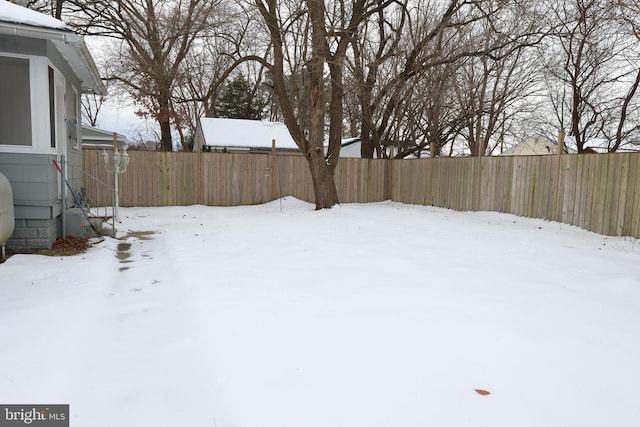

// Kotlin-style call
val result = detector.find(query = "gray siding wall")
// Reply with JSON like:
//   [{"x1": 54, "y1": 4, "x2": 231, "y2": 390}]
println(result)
[
  {"x1": 0, "y1": 34, "x2": 46, "y2": 57},
  {"x1": 0, "y1": 35, "x2": 89, "y2": 250},
  {"x1": 65, "y1": 87, "x2": 83, "y2": 198},
  {"x1": 0, "y1": 153, "x2": 61, "y2": 249},
  {"x1": 66, "y1": 147, "x2": 83, "y2": 201}
]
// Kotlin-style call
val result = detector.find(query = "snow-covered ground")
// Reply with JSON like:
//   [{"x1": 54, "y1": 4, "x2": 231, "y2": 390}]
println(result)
[{"x1": 1, "y1": 198, "x2": 639, "y2": 427}]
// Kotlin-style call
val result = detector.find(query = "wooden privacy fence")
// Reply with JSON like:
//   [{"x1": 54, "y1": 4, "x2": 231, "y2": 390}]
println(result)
[
  {"x1": 83, "y1": 149, "x2": 640, "y2": 239},
  {"x1": 83, "y1": 149, "x2": 389, "y2": 207}
]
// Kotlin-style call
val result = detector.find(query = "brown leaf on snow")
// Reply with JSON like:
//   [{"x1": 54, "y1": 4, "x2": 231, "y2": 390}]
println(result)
[{"x1": 475, "y1": 389, "x2": 491, "y2": 396}]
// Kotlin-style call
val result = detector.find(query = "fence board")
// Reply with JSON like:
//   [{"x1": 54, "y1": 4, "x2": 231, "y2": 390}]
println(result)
[
  {"x1": 526, "y1": 156, "x2": 536, "y2": 218},
  {"x1": 534, "y1": 156, "x2": 544, "y2": 218},
  {"x1": 573, "y1": 155, "x2": 586, "y2": 230},
  {"x1": 517, "y1": 156, "x2": 526, "y2": 217},
  {"x1": 440, "y1": 159, "x2": 448, "y2": 207},
  {"x1": 602, "y1": 155, "x2": 616, "y2": 235},
  {"x1": 450, "y1": 158, "x2": 458, "y2": 208},
  {"x1": 541, "y1": 155, "x2": 553, "y2": 220},
  {"x1": 560, "y1": 155, "x2": 574, "y2": 225},
  {"x1": 581, "y1": 155, "x2": 595, "y2": 231},
  {"x1": 591, "y1": 154, "x2": 605, "y2": 234},
  {"x1": 490, "y1": 158, "x2": 500, "y2": 212},
  {"x1": 510, "y1": 157, "x2": 520, "y2": 216},
  {"x1": 631, "y1": 154, "x2": 640, "y2": 237},
  {"x1": 610, "y1": 154, "x2": 625, "y2": 236},
  {"x1": 518, "y1": 156, "x2": 529, "y2": 217},
  {"x1": 503, "y1": 156, "x2": 514, "y2": 212},
  {"x1": 526, "y1": 157, "x2": 536, "y2": 218}
]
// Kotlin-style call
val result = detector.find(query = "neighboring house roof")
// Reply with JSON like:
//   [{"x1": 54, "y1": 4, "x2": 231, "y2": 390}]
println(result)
[
  {"x1": 503, "y1": 134, "x2": 640, "y2": 156},
  {"x1": 0, "y1": 0, "x2": 106, "y2": 95},
  {"x1": 563, "y1": 136, "x2": 640, "y2": 153},
  {"x1": 501, "y1": 136, "x2": 562, "y2": 156},
  {"x1": 198, "y1": 118, "x2": 299, "y2": 152},
  {"x1": 198, "y1": 118, "x2": 365, "y2": 157},
  {"x1": 340, "y1": 137, "x2": 361, "y2": 158},
  {"x1": 81, "y1": 125, "x2": 128, "y2": 149}
]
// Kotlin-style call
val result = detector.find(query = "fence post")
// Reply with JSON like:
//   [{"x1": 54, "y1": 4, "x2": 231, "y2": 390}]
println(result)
[
  {"x1": 196, "y1": 134, "x2": 203, "y2": 205},
  {"x1": 271, "y1": 139, "x2": 277, "y2": 201},
  {"x1": 552, "y1": 129, "x2": 566, "y2": 221},
  {"x1": 474, "y1": 156, "x2": 482, "y2": 210},
  {"x1": 384, "y1": 146, "x2": 395, "y2": 200}
]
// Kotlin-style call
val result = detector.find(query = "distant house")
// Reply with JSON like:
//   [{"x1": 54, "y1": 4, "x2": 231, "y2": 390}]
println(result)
[
  {"x1": 339, "y1": 137, "x2": 362, "y2": 158},
  {"x1": 0, "y1": 1, "x2": 105, "y2": 250},
  {"x1": 82, "y1": 125, "x2": 128, "y2": 149},
  {"x1": 503, "y1": 134, "x2": 640, "y2": 156},
  {"x1": 563, "y1": 136, "x2": 639, "y2": 154},
  {"x1": 195, "y1": 118, "x2": 300, "y2": 154},
  {"x1": 195, "y1": 117, "x2": 366, "y2": 158},
  {"x1": 500, "y1": 136, "x2": 565, "y2": 156}
]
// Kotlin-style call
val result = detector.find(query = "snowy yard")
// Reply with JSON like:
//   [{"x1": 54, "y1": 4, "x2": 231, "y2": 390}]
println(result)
[{"x1": 1, "y1": 198, "x2": 640, "y2": 427}]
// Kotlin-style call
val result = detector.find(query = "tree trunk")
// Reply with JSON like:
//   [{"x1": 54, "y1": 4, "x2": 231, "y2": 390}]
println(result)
[
  {"x1": 306, "y1": 0, "x2": 340, "y2": 209},
  {"x1": 158, "y1": 96, "x2": 173, "y2": 151},
  {"x1": 159, "y1": 119, "x2": 172, "y2": 151},
  {"x1": 360, "y1": 129, "x2": 375, "y2": 158},
  {"x1": 306, "y1": 152, "x2": 339, "y2": 209},
  {"x1": 54, "y1": 0, "x2": 63, "y2": 19},
  {"x1": 254, "y1": 0, "x2": 347, "y2": 209}
]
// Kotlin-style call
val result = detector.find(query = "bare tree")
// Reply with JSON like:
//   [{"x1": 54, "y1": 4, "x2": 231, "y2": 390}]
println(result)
[
  {"x1": 171, "y1": 16, "x2": 251, "y2": 143},
  {"x1": 455, "y1": 4, "x2": 544, "y2": 157},
  {"x1": 347, "y1": 0, "x2": 545, "y2": 159},
  {"x1": 542, "y1": 0, "x2": 636, "y2": 152},
  {"x1": 77, "y1": 0, "x2": 221, "y2": 151},
  {"x1": 81, "y1": 93, "x2": 106, "y2": 127},
  {"x1": 176, "y1": 4, "x2": 267, "y2": 117},
  {"x1": 406, "y1": 63, "x2": 467, "y2": 157},
  {"x1": 348, "y1": 0, "x2": 406, "y2": 158},
  {"x1": 602, "y1": 0, "x2": 640, "y2": 151},
  {"x1": 251, "y1": 0, "x2": 372, "y2": 208}
]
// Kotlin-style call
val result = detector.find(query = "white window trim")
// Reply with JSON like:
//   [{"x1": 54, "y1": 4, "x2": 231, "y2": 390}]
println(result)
[
  {"x1": 71, "y1": 86, "x2": 80, "y2": 150},
  {"x1": 0, "y1": 54, "x2": 68, "y2": 156},
  {"x1": 48, "y1": 61, "x2": 66, "y2": 156},
  {"x1": 0, "y1": 52, "x2": 36, "y2": 153}
]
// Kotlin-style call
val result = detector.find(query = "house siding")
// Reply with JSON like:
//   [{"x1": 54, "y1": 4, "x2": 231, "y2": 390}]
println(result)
[
  {"x1": 0, "y1": 152, "x2": 61, "y2": 249},
  {"x1": 66, "y1": 146, "x2": 83, "y2": 197},
  {"x1": 0, "y1": 33, "x2": 86, "y2": 250},
  {"x1": 0, "y1": 34, "x2": 46, "y2": 57}
]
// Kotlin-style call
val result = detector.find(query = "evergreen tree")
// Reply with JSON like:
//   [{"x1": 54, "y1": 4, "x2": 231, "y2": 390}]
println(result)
[{"x1": 217, "y1": 75, "x2": 264, "y2": 120}]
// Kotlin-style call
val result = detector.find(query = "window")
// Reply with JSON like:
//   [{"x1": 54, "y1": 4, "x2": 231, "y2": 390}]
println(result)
[{"x1": 0, "y1": 56, "x2": 32, "y2": 146}]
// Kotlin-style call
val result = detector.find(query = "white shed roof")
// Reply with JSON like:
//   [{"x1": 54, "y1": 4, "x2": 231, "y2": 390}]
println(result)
[{"x1": 199, "y1": 118, "x2": 299, "y2": 150}]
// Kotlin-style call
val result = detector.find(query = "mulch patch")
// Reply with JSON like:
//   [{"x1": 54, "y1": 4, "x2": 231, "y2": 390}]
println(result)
[
  {"x1": 46, "y1": 236, "x2": 91, "y2": 256},
  {"x1": 2, "y1": 236, "x2": 93, "y2": 261}
]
